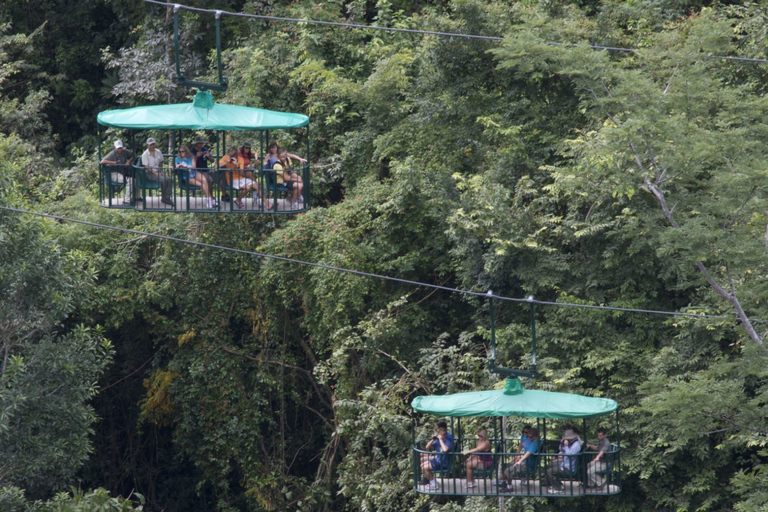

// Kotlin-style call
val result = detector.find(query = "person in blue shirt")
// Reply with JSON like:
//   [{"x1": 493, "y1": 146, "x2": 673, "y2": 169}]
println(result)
[
  {"x1": 420, "y1": 425, "x2": 454, "y2": 489},
  {"x1": 436, "y1": 420, "x2": 454, "y2": 443},
  {"x1": 519, "y1": 425, "x2": 532, "y2": 452},
  {"x1": 190, "y1": 135, "x2": 215, "y2": 170},
  {"x1": 175, "y1": 145, "x2": 216, "y2": 209},
  {"x1": 502, "y1": 427, "x2": 539, "y2": 480}
]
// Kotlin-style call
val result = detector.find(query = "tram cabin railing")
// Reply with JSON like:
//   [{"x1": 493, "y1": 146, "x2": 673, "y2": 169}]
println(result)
[
  {"x1": 99, "y1": 157, "x2": 310, "y2": 214},
  {"x1": 412, "y1": 436, "x2": 620, "y2": 498}
]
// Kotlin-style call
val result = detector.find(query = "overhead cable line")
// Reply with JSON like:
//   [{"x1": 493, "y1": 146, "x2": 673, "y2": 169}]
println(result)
[
  {"x1": 140, "y1": 0, "x2": 768, "y2": 63},
  {"x1": 1, "y1": 205, "x2": 728, "y2": 321}
]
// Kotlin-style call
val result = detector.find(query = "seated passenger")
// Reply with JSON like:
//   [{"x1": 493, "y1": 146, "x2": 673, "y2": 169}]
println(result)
[
  {"x1": 238, "y1": 142, "x2": 258, "y2": 170},
  {"x1": 461, "y1": 428, "x2": 492, "y2": 488},
  {"x1": 190, "y1": 135, "x2": 216, "y2": 190},
  {"x1": 100, "y1": 140, "x2": 134, "y2": 204},
  {"x1": 273, "y1": 149, "x2": 304, "y2": 209},
  {"x1": 175, "y1": 145, "x2": 216, "y2": 209},
  {"x1": 585, "y1": 427, "x2": 612, "y2": 491},
  {"x1": 141, "y1": 137, "x2": 172, "y2": 206},
  {"x1": 219, "y1": 146, "x2": 271, "y2": 209},
  {"x1": 190, "y1": 135, "x2": 215, "y2": 171},
  {"x1": 501, "y1": 427, "x2": 539, "y2": 482},
  {"x1": 541, "y1": 428, "x2": 581, "y2": 494},
  {"x1": 263, "y1": 140, "x2": 307, "y2": 168},
  {"x1": 517, "y1": 425, "x2": 532, "y2": 453},
  {"x1": 419, "y1": 425, "x2": 454, "y2": 490}
]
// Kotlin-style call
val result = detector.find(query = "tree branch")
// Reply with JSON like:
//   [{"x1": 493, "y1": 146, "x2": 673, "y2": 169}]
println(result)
[{"x1": 634, "y1": 147, "x2": 766, "y2": 350}]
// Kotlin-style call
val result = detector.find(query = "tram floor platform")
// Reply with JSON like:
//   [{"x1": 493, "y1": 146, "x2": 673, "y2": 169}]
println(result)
[
  {"x1": 418, "y1": 477, "x2": 617, "y2": 497},
  {"x1": 101, "y1": 195, "x2": 304, "y2": 212}
]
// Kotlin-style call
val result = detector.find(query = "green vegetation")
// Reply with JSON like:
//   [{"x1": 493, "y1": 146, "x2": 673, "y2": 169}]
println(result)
[{"x1": 2, "y1": 0, "x2": 768, "y2": 510}]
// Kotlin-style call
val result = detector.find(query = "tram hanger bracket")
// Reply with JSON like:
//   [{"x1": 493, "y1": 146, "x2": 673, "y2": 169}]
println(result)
[
  {"x1": 174, "y1": 5, "x2": 229, "y2": 92},
  {"x1": 488, "y1": 361, "x2": 536, "y2": 379},
  {"x1": 487, "y1": 291, "x2": 538, "y2": 379}
]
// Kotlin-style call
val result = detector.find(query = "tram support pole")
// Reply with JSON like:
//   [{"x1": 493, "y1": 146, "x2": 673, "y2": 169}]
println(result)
[
  {"x1": 528, "y1": 295, "x2": 537, "y2": 373},
  {"x1": 499, "y1": 415, "x2": 506, "y2": 512}
]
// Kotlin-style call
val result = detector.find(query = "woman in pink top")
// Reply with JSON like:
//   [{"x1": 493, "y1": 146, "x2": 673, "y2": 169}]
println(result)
[{"x1": 462, "y1": 428, "x2": 492, "y2": 488}]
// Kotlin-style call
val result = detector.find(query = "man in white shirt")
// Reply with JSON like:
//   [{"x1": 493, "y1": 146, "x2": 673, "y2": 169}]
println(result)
[{"x1": 140, "y1": 138, "x2": 173, "y2": 206}]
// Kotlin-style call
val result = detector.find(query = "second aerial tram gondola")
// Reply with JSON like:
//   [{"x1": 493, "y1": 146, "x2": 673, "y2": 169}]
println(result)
[{"x1": 410, "y1": 296, "x2": 621, "y2": 498}]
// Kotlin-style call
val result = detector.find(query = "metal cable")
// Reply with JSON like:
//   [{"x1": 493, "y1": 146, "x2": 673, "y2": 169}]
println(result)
[
  {"x1": 141, "y1": 0, "x2": 768, "y2": 63},
  {"x1": 0, "y1": 205, "x2": 728, "y2": 321}
]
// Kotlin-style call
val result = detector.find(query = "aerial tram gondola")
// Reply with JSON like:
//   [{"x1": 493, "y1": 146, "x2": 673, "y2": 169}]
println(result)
[
  {"x1": 410, "y1": 296, "x2": 621, "y2": 498},
  {"x1": 97, "y1": 7, "x2": 311, "y2": 214}
]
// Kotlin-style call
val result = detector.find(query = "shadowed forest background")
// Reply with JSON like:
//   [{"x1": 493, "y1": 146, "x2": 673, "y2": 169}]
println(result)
[{"x1": 2, "y1": 0, "x2": 768, "y2": 510}]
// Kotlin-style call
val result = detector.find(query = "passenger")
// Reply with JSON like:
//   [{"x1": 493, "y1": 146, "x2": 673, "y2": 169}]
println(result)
[
  {"x1": 461, "y1": 428, "x2": 492, "y2": 488},
  {"x1": 273, "y1": 148, "x2": 304, "y2": 208},
  {"x1": 541, "y1": 428, "x2": 581, "y2": 494},
  {"x1": 190, "y1": 135, "x2": 215, "y2": 191},
  {"x1": 263, "y1": 141, "x2": 306, "y2": 168},
  {"x1": 175, "y1": 145, "x2": 216, "y2": 209},
  {"x1": 219, "y1": 146, "x2": 271, "y2": 209},
  {"x1": 100, "y1": 140, "x2": 135, "y2": 204},
  {"x1": 190, "y1": 135, "x2": 215, "y2": 170},
  {"x1": 501, "y1": 427, "x2": 539, "y2": 482},
  {"x1": 140, "y1": 137, "x2": 172, "y2": 206},
  {"x1": 419, "y1": 425, "x2": 454, "y2": 490},
  {"x1": 504, "y1": 424, "x2": 532, "y2": 470},
  {"x1": 585, "y1": 427, "x2": 611, "y2": 491},
  {"x1": 238, "y1": 142, "x2": 258, "y2": 170},
  {"x1": 434, "y1": 420, "x2": 455, "y2": 447},
  {"x1": 518, "y1": 425, "x2": 532, "y2": 452}
]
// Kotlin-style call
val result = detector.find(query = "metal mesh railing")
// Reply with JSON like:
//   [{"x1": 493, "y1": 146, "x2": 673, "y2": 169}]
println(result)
[{"x1": 412, "y1": 437, "x2": 620, "y2": 497}]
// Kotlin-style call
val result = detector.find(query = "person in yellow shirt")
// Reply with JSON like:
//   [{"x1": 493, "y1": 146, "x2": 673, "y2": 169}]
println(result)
[{"x1": 273, "y1": 148, "x2": 304, "y2": 209}]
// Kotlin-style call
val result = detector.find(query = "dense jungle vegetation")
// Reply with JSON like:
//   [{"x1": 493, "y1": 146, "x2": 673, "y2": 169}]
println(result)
[{"x1": 2, "y1": 0, "x2": 768, "y2": 510}]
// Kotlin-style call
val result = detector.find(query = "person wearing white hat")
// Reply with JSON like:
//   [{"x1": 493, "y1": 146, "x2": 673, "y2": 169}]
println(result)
[
  {"x1": 141, "y1": 138, "x2": 173, "y2": 206},
  {"x1": 541, "y1": 428, "x2": 582, "y2": 494},
  {"x1": 100, "y1": 140, "x2": 135, "y2": 204}
]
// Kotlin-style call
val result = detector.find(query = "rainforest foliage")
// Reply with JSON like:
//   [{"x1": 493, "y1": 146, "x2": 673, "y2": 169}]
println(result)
[{"x1": 2, "y1": 0, "x2": 768, "y2": 510}]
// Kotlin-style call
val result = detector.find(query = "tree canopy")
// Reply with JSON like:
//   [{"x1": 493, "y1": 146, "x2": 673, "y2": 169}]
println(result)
[{"x1": 2, "y1": 0, "x2": 768, "y2": 510}]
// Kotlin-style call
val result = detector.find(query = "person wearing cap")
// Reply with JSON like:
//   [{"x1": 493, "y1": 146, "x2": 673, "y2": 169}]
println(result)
[
  {"x1": 141, "y1": 137, "x2": 173, "y2": 206},
  {"x1": 190, "y1": 135, "x2": 215, "y2": 170},
  {"x1": 100, "y1": 140, "x2": 135, "y2": 204},
  {"x1": 541, "y1": 428, "x2": 582, "y2": 494}
]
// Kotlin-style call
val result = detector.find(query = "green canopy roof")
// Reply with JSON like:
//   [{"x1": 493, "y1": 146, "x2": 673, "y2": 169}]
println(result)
[
  {"x1": 97, "y1": 90, "x2": 309, "y2": 131},
  {"x1": 411, "y1": 379, "x2": 618, "y2": 419}
]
